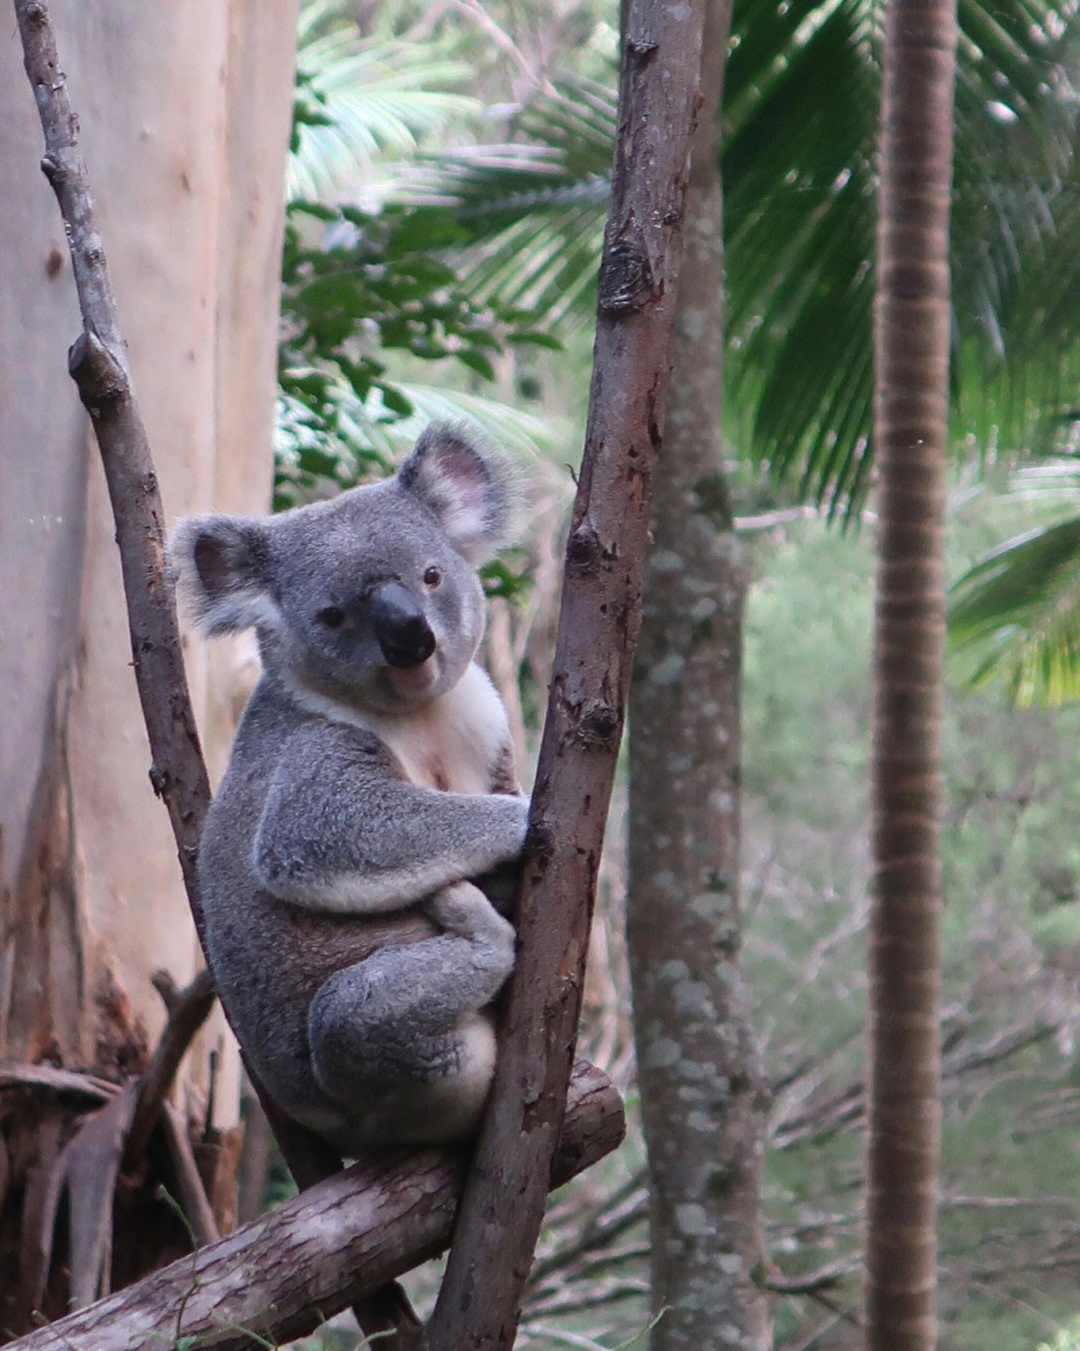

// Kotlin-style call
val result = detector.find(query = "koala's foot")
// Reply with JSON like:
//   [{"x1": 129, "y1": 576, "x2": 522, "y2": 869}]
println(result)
[{"x1": 307, "y1": 883, "x2": 514, "y2": 1131}]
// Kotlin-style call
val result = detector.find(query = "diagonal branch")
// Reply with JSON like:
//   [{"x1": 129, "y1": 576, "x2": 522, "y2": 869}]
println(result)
[
  {"x1": 6, "y1": 1063, "x2": 623, "y2": 1351},
  {"x1": 426, "y1": 2, "x2": 707, "y2": 1345}
]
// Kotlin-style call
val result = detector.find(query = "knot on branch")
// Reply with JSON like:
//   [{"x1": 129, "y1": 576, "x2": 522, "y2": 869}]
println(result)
[
  {"x1": 69, "y1": 329, "x2": 128, "y2": 412},
  {"x1": 598, "y1": 238, "x2": 656, "y2": 314},
  {"x1": 575, "y1": 700, "x2": 620, "y2": 750},
  {"x1": 566, "y1": 523, "x2": 605, "y2": 576}
]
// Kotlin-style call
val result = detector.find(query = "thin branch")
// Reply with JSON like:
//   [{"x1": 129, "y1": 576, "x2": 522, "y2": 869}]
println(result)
[
  {"x1": 123, "y1": 969, "x2": 217, "y2": 1171},
  {"x1": 760, "y1": 1261, "x2": 859, "y2": 1296}
]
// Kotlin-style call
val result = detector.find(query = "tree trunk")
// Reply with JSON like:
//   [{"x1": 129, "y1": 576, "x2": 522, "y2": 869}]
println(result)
[
  {"x1": 627, "y1": 1, "x2": 768, "y2": 1345},
  {"x1": 425, "y1": 3, "x2": 707, "y2": 1346},
  {"x1": 866, "y1": 0, "x2": 956, "y2": 1343},
  {"x1": 0, "y1": 0, "x2": 296, "y2": 1323}
]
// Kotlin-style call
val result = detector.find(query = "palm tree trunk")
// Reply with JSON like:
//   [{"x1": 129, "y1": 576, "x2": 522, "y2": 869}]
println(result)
[{"x1": 867, "y1": 0, "x2": 957, "y2": 1344}]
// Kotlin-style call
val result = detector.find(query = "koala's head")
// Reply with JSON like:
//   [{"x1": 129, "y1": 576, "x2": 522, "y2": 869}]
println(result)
[{"x1": 171, "y1": 425, "x2": 517, "y2": 713}]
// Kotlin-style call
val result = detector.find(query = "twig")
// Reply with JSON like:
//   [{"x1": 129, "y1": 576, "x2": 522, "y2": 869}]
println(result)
[
  {"x1": 122, "y1": 969, "x2": 217, "y2": 1171},
  {"x1": 158, "y1": 1104, "x2": 220, "y2": 1248},
  {"x1": 759, "y1": 1261, "x2": 858, "y2": 1296}
]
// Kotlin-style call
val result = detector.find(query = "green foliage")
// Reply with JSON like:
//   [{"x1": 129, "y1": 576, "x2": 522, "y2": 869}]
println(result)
[
  {"x1": 278, "y1": 5, "x2": 565, "y2": 506},
  {"x1": 1041, "y1": 1318, "x2": 1080, "y2": 1351},
  {"x1": 387, "y1": 0, "x2": 1080, "y2": 524},
  {"x1": 744, "y1": 515, "x2": 1080, "y2": 1346},
  {"x1": 949, "y1": 461, "x2": 1080, "y2": 704},
  {"x1": 278, "y1": 198, "x2": 549, "y2": 501},
  {"x1": 724, "y1": 0, "x2": 1080, "y2": 518},
  {"x1": 289, "y1": 3, "x2": 477, "y2": 202},
  {"x1": 397, "y1": 77, "x2": 614, "y2": 324}
]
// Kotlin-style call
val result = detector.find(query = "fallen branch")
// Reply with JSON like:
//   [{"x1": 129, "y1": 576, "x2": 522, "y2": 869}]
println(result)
[
  {"x1": 7, "y1": 1063, "x2": 624, "y2": 1351},
  {"x1": 123, "y1": 968, "x2": 217, "y2": 1171}
]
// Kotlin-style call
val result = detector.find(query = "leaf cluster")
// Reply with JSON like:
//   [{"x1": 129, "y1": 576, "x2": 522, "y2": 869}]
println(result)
[
  {"x1": 278, "y1": 197, "x2": 557, "y2": 504},
  {"x1": 724, "y1": 0, "x2": 1080, "y2": 520},
  {"x1": 278, "y1": 8, "x2": 567, "y2": 508}
]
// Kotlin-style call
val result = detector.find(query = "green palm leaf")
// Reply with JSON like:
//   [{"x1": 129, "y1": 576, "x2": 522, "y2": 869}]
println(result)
[
  {"x1": 383, "y1": 0, "x2": 1079, "y2": 521},
  {"x1": 950, "y1": 506, "x2": 1080, "y2": 705},
  {"x1": 290, "y1": 3, "x2": 478, "y2": 203},
  {"x1": 723, "y1": 0, "x2": 1080, "y2": 515},
  {"x1": 390, "y1": 77, "x2": 615, "y2": 322}
]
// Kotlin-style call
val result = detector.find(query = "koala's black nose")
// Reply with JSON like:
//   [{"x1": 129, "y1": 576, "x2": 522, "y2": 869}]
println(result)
[{"x1": 368, "y1": 580, "x2": 436, "y2": 668}]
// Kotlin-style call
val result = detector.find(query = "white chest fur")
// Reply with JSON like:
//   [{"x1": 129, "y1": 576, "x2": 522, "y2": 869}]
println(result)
[
  {"x1": 363, "y1": 665, "x2": 509, "y2": 793},
  {"x1": 290, "y1": 663, "x2": 510, "y2": 794}
]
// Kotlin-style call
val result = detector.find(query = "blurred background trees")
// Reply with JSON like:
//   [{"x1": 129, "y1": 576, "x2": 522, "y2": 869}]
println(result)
[{"x1": 5, "y1": 0, "x2": 1080, "y2": 1345}]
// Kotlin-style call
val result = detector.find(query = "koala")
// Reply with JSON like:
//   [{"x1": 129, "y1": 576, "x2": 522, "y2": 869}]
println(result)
[{"x1": 170, "y1": 425, "x2": 528, "y2": 1155}]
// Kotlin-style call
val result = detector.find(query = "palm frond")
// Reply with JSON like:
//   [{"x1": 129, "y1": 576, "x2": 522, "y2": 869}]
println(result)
[
  {"x1": 950, "y1": 463, "x2": 1080, "y2": 704},
  {"x1": 289, "y1": 8, "x2": 478, "y2": 202},
  {"x1": 389, "y1": 383, "x2": 565, "y2": 460},
  {"x1": 723, "y1": 0, "x2": 1080, "y2": 514},
  {"x1": 284, "y1": 0, "x2": 1080, "y2": 528},
  {"x1": 386, "y1": 76, "x2": 615, "y2": 322}
]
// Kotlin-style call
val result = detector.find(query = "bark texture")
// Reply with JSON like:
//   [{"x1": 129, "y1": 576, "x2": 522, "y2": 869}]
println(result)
[
  {"x1": 867, "y1": 0, "x2": 957, "y2": 1343},
  {"x1": 426, "y1": 4, "x2": 706, "y2": 1346},
  {"x1": 4, "y1": 1063, "x2": 623, "y2": 1351},
  {"x1": 627, "y1": 1, "x2": 769, "y2": 1345},
  {"x1": 0, "y1": 0, "x2": 295, "y2": 1118},
  {"x1": 0, "y1": 0, "x2": 338, "y2": 1333}
]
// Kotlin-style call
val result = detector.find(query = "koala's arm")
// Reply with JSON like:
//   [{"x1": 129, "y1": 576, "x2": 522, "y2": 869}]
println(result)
[{"x1": 252, "y1": 727, "x2": 528, "y2": 915}]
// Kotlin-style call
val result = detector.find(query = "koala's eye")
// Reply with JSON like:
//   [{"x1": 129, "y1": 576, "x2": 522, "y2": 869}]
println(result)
[
  {"x1": 317, "y1": 605, "x2": 346, "y2": 629},
  {"x1": 423, "y1": 565, "x2": 442, "y2": 588}
]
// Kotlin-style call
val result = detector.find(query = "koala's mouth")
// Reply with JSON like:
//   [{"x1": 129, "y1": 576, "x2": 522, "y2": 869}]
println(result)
[{"x1": 385, "y1": 655, "x2": 439, "y2": 698}]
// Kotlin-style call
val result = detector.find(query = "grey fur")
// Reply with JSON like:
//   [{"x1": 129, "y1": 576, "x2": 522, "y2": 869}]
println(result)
[{"x1": 171, "y1": 426, "x2": 527, "y2": 1154}]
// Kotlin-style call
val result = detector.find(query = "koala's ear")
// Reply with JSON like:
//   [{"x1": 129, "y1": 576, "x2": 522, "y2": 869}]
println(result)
[
  {"x1": 397, "y1": 424, "x2": 517, "y2": 563},
  {"x1": 169, "y1": 515, "x2": 277, "y2": 636}
]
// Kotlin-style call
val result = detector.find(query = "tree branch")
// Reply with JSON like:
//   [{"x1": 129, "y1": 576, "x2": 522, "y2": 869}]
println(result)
[
  {"x1": 12, "y1": 2, "x2": 421, "y2": 1341},
  {"x1": 6, "y1": 1063, "x2": 623, "y2": 1351},
  {"x1": 122, "y1": 969, "x2": 217, "y2": 1171},
  {"x1": 426, "y1": 2, "x2": 706, "y2": 1346}
]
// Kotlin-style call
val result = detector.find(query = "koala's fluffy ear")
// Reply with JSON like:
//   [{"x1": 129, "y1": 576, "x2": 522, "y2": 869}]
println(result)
[
  {"x1": 397, "y1": 424, "x2": 517, "y2": 563},
  {"x1": 169, "y1": 515, "x2": 276, "y2": 636}
]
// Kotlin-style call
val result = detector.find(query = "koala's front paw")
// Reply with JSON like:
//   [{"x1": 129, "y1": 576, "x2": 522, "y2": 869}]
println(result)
[
  {"x1": 473, "y1": 857, "x2": 522, "y2": 918},
  {"x1": 426, "y1": 882, "x2": 515, "y2": 967},
  {"x1": 494, "y1": 793, "x2": 530, "y2": 857}
]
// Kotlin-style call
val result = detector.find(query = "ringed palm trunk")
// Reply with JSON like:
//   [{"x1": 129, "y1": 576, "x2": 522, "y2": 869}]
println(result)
[
  {"x1": 867, "y1": 0, "x2": 957, "y2": 1344},
  {"x1": 627, "y1": 0, "x2": 769, "y2": 1344}
]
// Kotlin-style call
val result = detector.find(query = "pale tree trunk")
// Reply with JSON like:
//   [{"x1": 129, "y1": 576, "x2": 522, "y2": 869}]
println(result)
[
  {"x1": 866, "y1": 0, "x2": 956, "y2": 1344},
  {"x1": 0, "y1": 0, "x2": 296, "y2": 1322},
  {"x1": 627, "y1": 1, "x2": 769, "y2": 1346}
]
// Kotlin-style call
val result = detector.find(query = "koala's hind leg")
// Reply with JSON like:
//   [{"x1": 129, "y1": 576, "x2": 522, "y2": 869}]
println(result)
[{"x1": 307, "y1": 882, "x2": 515, "y2": 1140}]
